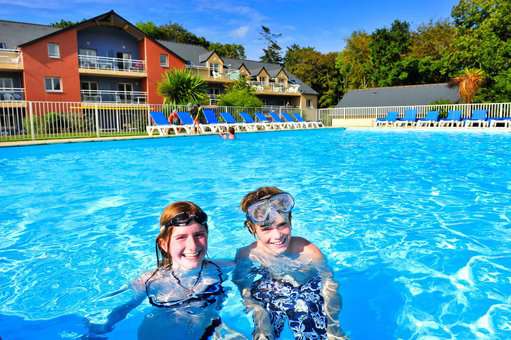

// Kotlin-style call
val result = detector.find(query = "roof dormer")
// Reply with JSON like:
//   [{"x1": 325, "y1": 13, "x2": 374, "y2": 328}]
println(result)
[
  {"x1": 238, "y1": 63, "x2": 251, "y2": 77},
  {"x1": 255, "y1": 66, "x2": 270, "y2": 84}
]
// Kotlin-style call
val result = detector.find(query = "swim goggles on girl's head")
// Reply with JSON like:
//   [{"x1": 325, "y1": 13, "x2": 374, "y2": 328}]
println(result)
[
  {"x1": 165, "y1": 211, "x2": 208, "y2": 228},
  {"x1": 246, "y1": 192, "x2": 295, "y2": 225}
]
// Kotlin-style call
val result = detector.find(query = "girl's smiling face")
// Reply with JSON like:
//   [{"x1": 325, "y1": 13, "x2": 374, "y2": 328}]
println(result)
[{"x1": 164, "y1": 222, "x2": 208, "y2": 269}]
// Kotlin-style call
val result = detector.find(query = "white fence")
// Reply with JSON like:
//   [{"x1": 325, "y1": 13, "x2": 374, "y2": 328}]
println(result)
[
  {"x1": 0, "y1": 101, "x2": 302, "y2": 141},
  {"x1": 317, "y1": 102, "x2": 511, "y2": 126}
]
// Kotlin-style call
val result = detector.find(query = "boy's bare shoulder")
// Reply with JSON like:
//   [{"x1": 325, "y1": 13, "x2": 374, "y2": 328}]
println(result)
[
  {"x1": 292, "y1": 236, "x2": 323, "y2": 261},
  {"x1": 235, "y1": 242, "x2": 257, "y2": 261}
]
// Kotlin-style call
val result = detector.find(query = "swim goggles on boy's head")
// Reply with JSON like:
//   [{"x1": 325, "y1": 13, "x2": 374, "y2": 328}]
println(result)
[
  {"x1": 246, "y1": 192, "x2": 295, "y2": 225},
  {"x1": 164, "y1": 211, "x2": 208, "y2": 228}
]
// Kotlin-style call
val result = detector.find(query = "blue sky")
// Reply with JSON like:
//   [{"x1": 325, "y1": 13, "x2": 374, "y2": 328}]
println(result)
[{"x1": 0, "y1": 0, "x2": 460, "y2": 60}]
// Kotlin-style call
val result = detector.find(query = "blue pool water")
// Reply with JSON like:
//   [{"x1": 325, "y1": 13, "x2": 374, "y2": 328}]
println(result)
[{"x1": 1, "y1": 129, "x2": 511, "y2": 339}]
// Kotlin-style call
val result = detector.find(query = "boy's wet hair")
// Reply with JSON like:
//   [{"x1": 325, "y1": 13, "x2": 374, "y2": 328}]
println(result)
[{"x1": 240, "y1": 186, "x2": 291, "y2": 235}]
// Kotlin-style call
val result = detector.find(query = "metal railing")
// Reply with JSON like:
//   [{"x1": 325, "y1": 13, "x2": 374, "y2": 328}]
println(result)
[
  {"x1": 318, "y1": 102, "x2": 511, "y2": 126},
  {"x1": 78, "y1": 55, "x2": 145, "y2": 73},
  {"x1": 0, "y1": 101, "x2": 303, "y2": 142},
  {"x1": 80, "y1": 90, "x2": 147, "y2": 104},
  {"x1": 250, "y1": 81, "x2": 300, "y2": 94},
  {"x1": 0, "y1": 88, "x2": 24, "y2": 101},
  {"x1": 186, "y1": 65, "x2": 240, "y2": 81},
  {"x1": 0, "y1": 49, "x2": 22, "y2": 66}
]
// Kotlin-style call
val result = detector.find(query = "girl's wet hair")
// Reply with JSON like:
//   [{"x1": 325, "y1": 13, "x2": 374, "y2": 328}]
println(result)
[
  {"x1": 156, "y1": 201, "x2": 208, "y2": 267},
  {"x1": 240, "y1": 186, "x2": 291, "y2": 235}
]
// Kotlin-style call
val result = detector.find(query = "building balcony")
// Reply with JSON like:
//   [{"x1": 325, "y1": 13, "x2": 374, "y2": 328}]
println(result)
[
  {"x1": 78, "y1": 55, "x2": 147, "y2": 78},
  {"x1": 0, "y1": 88, "x2": 24, "y2": 101},
  {"x1": 250, "y1": 82, "x2": 301, "y2": 96},
  {"x1": 80, "y1": 90, "x2": 147, "y2": 104},
  {"x1": 186, "y1": 65, "x2": 240, "y2": 83},
  {"x1": 0, "y1": 49, "x2": 23, "y2": 70}
]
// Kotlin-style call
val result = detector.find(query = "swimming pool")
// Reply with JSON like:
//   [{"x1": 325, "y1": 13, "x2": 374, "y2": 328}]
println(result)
[{"x1": 1, "y1": 129, "x2": 510, "y2": 339}]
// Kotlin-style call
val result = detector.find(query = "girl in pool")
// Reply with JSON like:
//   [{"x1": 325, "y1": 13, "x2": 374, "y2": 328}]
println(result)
[
  {"x1": 88, "y1": 201, "x2": 233, "y2": 339},
  {"x1": 233, "y1": 187, "x2": 345, "y2": 340}
]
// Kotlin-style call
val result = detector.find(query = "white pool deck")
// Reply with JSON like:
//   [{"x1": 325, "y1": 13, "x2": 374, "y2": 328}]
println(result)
[{"x1": 1, "y1": 126, "x2": 510, "y2": 148}]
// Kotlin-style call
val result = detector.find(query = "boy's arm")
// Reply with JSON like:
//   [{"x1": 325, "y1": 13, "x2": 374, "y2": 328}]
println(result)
[
  {"x1": 233, "y1": 248, "x2": 275, "y2": 340},
  {"x1": 303, "y1": 241, "x2": 346, "y2": 339}
]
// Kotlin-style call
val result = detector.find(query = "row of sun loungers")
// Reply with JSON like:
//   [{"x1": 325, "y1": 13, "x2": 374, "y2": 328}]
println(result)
[
  {"x1": 147, "y1": 110, "x2": 323, "y2": 136},
  {"x1": 375, "y1": 109, "x2": 511, "y2": 128}
]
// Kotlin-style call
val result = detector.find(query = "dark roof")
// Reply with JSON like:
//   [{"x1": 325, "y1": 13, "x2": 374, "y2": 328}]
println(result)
[
  {"x1": 0, "y1": 20, "x2": 59, "y2": 49},
  {"x1": 0, "y1": 11, "x2": 186, "y2": 63},
  {"x1": 336, "y1": 83, "x2": 459, "y2": 107},
  {"x1": 157, "y1": 40, "x2": 209, "y2": 65},
  {"x1": 18, "y1": 10, "x2": 148, "y2": 47}
]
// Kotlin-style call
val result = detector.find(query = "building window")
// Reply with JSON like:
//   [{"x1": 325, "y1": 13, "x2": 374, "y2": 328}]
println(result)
[
  {"x1": 306, "y1": 99, "x2": 312, "y2": 108},
  {"x1": 209, "y1": 63, "x2": 220, "y2": 77},
  {"x1": 0, "y1": 78, "x2": 14, "y2": 88},
  {"x1": 45, "y1": 77, "x2": 62, "y2": 92},
  {"x1": 160, "y1": 54, "x2": 169, "y2": 67},
  {"x1": 80, "y1": 81, "x2": 99, "y2": 101},
  {"x1": 0, "y1": 42, "x2": 7, "y2": 49},
  {"x1": 48, "y1": 43, "x2": 60, "y2": 58}
]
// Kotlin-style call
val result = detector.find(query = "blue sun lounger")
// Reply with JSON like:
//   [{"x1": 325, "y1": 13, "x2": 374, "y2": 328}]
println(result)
[
  {"x1": 269, "y1": 112, "x2": 292, "y2": 129},
  {"x1": 146, "y1": 111, "x2": 174, "y2": 136},
  {"x1": 291, "y1": 112, "x2": 323, "y2": 128},
  {"x1": 375, "y1": 111, "x2": 398, "y2": 127},
  {"x1": 489, "y1": 116, "x2": 511, "y2": 128},
  {"x1": 175, "y1": 111, "x2": 197, "y2": 134},
  {"x1": 240, "y1": 112, "x2": 265, "y2": 130},
  {"x1": 438, "y1": 110, "x2": 462, "y2": 127},
  {"x1": 464, "y1": 109, "x2": 488, "y2": 127},
  {"x1": 255, "y1": 112, "x2": 279, "y2": 129},
  {"x1": 220, "y1": 112, "x2": 248, "y2": 131},
  {"x1": 281, "y1": 112, "x2": 301, "y2": 129},
  {"x1": 203, "y1": 109, "x2": 228, "y2": 133},
  {"x1": 416, "y1": 111, "x2": 440, "y2": 127},
  {"x1": 395, "y1": 109, "x2": 417, "y2": 127}
]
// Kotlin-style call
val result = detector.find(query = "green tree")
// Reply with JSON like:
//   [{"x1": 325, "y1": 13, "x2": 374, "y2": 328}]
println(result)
[
  {"x1": 284, "y1": 45, "x2": 342, "y2": 108},
  {"x1": 209, "y1": 43, "x2": 246, "y2": 59},
  {"x1": 51, "y1": 19, "x2": 80, "y2": 28},
  {"x1": 260, "y1": 26, "x2": 282, "y2": 64},
  {"x1": 136, "y1": 21, "x2": 210, "y2": 48},
  {"x1": 336, "y1": 31, "x2": 373, "y2": 90},
  {"x1": 217, "y1": 79, "x2": 263, "y2": 107},
  {"x1": 369, "y1": 20, "x2": 411, "y2": 86},
  {"x1": 449, "y1": 0, "x2": 511, "y2": 101},
  {"x1": 409, "y1": 20, "x2": 457, "y2": 60},
  {"x1": 157, "y1": 69, "x2": 208, "y2": 105}
]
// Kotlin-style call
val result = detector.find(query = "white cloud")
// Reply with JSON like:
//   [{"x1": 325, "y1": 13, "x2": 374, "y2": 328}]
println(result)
[{"x1": 230, "y1": 25, "x2": 249, "y2": 38}]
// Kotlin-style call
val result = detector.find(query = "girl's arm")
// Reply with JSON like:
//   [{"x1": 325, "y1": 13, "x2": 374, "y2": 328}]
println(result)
[
  {"x1": 88, "y1": 294, "x2": 145, "y2": 335},
  {"x1": 87, "y1": 273, "x2": 149, "y2": 335}
]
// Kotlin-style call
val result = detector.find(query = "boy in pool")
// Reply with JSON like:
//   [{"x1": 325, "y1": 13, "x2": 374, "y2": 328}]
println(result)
[
  {"x1": 233, "y1": 187, "x2": 345, "y2": 340},
  {"x1": 219, "y1": 127, "x2": 236, "y2": 140},
  {"x1": 88, "y1": 201, "x2": 234, "y2": 339}
]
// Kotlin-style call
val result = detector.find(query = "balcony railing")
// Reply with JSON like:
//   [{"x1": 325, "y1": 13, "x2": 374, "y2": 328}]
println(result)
[
  {"x1": 186, "y1": 65, "x2": 240, "y2": 81},
  {"x1": 0, "y1": 88, "x2": 24, "y2": 101},
  {"x1": 78, "y1": 55, "x2": 145, "y2": 73},
  {"x1": 250, "y1": 81, "x2": 300, "y2": 94},
  {"x1": 80, "y1": 90, "x2": 147, "y2": 104},
  {"x1": 0, "y1": 49, "x2": 22, "y2": 67}
]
